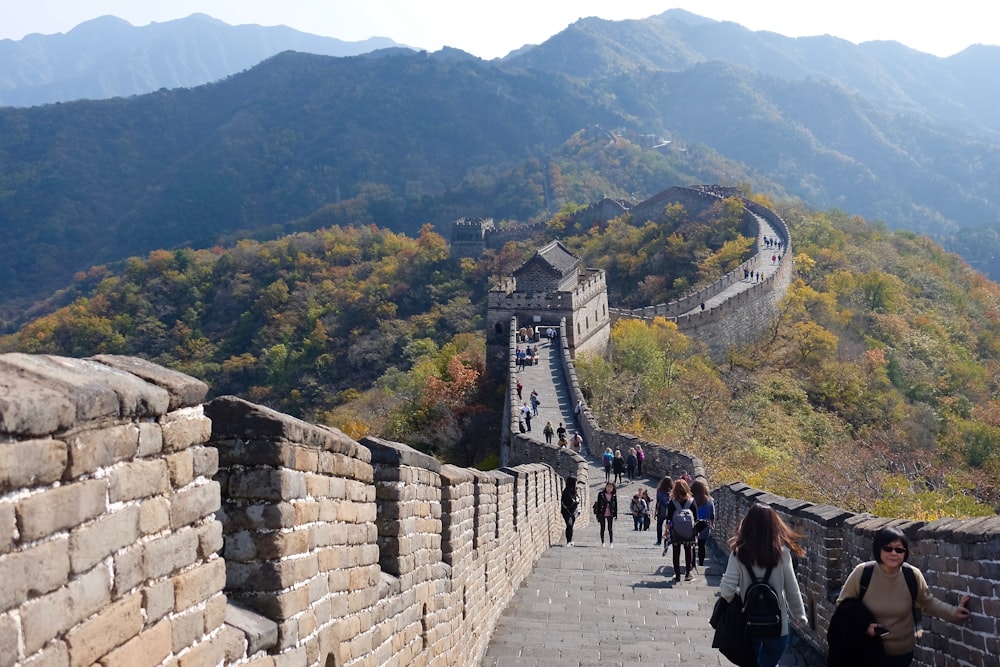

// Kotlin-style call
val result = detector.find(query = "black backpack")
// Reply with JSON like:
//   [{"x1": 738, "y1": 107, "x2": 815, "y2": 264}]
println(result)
[
  {"x1": 742, "y1": 565, "x2": 782, "y2": 639},
  {"x1": 859, "y1": 562, "x2": 922, "y2": 625}
]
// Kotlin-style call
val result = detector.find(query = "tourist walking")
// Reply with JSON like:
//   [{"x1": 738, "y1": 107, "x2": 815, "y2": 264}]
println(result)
[
  {"x1": 638, "y1": 488, "x2": 652, "y2": 531},
  {"x1": 691, "y1": 480, "x2": 715, "y2": 567},
  {"x1": 626, "y1": 447, "x2": 638, "y2": 482},
  {"x1": 654, "y1": 476, "x2": 673, "y2": 546},
  {"x1": 635, "y1": 445, "x2": 645, "y2": 476},
  {"x1": 560, "y1": 476, "x2": 581, "y2": 547},
  {"x1": 666, "y1": 479, "x2": 698, "y2": 581},
  {"x1": 719, "y1": 504, "x2": 808, "y2": 667},
  {"x1": 542, "y1": 421, "x2": 554, "y2": 445},
  {"x1": 630, "y1": 491, "x2": 646, "y2": 531},
  {"x1": 612, "y1": 449, "x2": 626, "y2": 485},
  {"x1": 829, "y1": 525, "x2": 971, "y2": 667},
  {"x1": 593, "y1": 481, "x2": 617, "y2": 547},
  {"x1": 602, "y1": 447, "x2": 614, "y2": 482}
]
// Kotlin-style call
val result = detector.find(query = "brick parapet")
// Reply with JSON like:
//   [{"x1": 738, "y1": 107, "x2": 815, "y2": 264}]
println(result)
[{"x1": 0, "y1": 353, "x2": 222, "y2": 667}]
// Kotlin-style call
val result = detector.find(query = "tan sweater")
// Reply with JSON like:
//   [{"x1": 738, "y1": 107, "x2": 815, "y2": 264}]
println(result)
[{"x1": 837, "y1": 562, "x2": 963, "y2": 656}]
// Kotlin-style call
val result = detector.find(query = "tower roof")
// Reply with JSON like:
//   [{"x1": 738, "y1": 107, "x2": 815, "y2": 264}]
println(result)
[{"x1": 513, "y1": 241, "x2": 580, "y2": 279}]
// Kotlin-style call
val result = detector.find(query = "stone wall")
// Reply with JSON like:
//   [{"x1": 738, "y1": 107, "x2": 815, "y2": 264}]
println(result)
[
  {"x1": 1, "y1": 355, "x2": 575, "y2": 667},
  {"x1": 0, "y1": 353, "x2": 225, "y2": 667}
]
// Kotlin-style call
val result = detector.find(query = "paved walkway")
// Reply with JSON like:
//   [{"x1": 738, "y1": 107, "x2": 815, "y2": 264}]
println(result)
[{"x1": 492, "y1": 335, "x2": 824, "y2": 666}]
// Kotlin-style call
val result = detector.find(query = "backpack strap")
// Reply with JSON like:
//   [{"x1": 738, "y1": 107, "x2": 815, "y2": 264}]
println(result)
[
  {"x1": 859, "y1": 562, "x2": 917, "y2": 604},
  {"x1": 859, "y1": 562, "x2": 875, "y2": 599}
]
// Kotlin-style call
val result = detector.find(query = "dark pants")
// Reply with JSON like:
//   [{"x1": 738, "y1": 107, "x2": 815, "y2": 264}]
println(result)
[
  {"x1": 752, "y1": 635, "x2": 790, "y2": 667},
  {"x1": 562, "y1": 511, "x2": 575, "y2": 543},
  {"x1": 697, "y1": 538, "x2": 707, "y2": 565},
  {"x1": 672, "y1": 540, "x2": 694, "y2": 578},
  {"x1": 599, "y1": 515, "x2": 614, "y2": 544},
  {"x1": 656, "y1": 516, "x2": 668, "y2": 543}
]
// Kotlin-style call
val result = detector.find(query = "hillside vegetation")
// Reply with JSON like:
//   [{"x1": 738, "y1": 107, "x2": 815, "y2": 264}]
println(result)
[{"x1": 3, "y1": 188, "x2": 998, "y2": 518}]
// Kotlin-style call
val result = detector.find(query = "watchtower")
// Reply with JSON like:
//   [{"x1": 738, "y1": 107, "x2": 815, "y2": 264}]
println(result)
[{"x1": 487, "y1": 241, "x2": 610, "y2": 376}]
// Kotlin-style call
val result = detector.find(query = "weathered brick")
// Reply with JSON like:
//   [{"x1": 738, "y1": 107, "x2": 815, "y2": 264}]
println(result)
[
  {"x1": 204, "y1": 592, "x2": 228, "y2": 633},
  {"x1": 65, "y1": 592, "x2": 142, "y2": 667},
  {"x1": 109, "y1": 459, "x2": 170, "y2": 503},
  {"x1": 16, "y1": 479, "x2": 107, "y2": 542},
  {"x1": 198, "y1": 518, "x2": 224, "y2": 559},
  {"x1": 173, "y1": 558, "x2": 226, "y2": 610},
  {"x1": 21, "y1": 640, "x2": 69, "y2": 667},
  {"x1": 139, "y1": 496, "x2": 170, "y2": 535},
  {"x1": 0, "y1": 439, "x2": 67, "y2": 491},
  {"x1": 191, "y1": 445, "x2": 219, "y2": 478},
  {"x1": 100, "y1": 617, "x2": 172, "y2": 667},
  {"x1": 160, "y1": 408, "x2": 211, "y2": 453},
  {"x1": 65, "y1": 424, "x2": 139, "y2": 479},
  {"x1": 170, "y1": 607, "x2": 204, "y2": 653},
  {"x1": 169, "y1": 482, "x2": 220, "y2": 530},
  {"x1": 228, "y1": 468, "x2": 307, "y2": 501},
  {"x1": 70, "y1": 505, "x2": 140, "y2": 574},
  {"x1": 177, "y1": 635, "x2": 226, "y2": 667},
  {"x1": 112, "y1": 543, "x2": 145, "y2": 597},
  {"x1": 143, "y1": 579, "x2": 175, "y2": 623},
  {"x1": 0, "y1": 611, "x2": 20, "y2": 667},
  {"x1": 136, "y1": 421, "x2": 163, "y2": 457},
  {"x1": 0, "y1": 536, "x2": 69, "y2": 612},
  {"x1": 0, "y1": 502, "x2": 15, "y2": 555},
  {"x1": 166, "y1": 450, "x2": 194, "y2": 488},
  {"x1": 143, "y1": 528, "x2": 199, "y2": 580},
  {"x1": 22, "y1": 564, "x2": 111, "y2": 655}
]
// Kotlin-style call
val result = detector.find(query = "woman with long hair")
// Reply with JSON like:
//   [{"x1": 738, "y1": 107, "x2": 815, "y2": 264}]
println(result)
[
  {"x1": 690, "y1": 480, "x2": 715, "y2": 566},
  {"x1": 654, "y1": 476, "x2": 673, "y2": 546},
  {"x1": 666, "y1": 479, "x2": 697, "y2": 581},
  {"x1": 720, "y1": 504, "x2": 807, "y2": 667},
  {"x1": 560, "y1": 476, "x2": 581, "y2": 547},
  {"x1": 593, "y1": 481, "x2": 618, "y2": 547}
]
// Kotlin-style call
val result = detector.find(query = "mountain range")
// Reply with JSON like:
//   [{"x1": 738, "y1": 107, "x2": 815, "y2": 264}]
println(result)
[
  {"x1": 0, "y1": 13, "x2": 402, "y2": 107},
  {"x1": 3, "y1": 10, "x2": 1000, "y2": 328}
]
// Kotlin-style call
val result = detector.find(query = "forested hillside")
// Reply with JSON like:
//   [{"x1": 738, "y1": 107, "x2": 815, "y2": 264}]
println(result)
[
  {"x1": 6, "y1": 12, "x2": 1000, "y2": 326},
  {"x1": 4, "y1": 188, "x2": 999, "y2": 518}
]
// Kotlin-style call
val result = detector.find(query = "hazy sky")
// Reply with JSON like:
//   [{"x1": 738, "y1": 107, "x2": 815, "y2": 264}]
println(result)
[{"x1": 2, "y1": 1, "x2": 997, "y2": 58}]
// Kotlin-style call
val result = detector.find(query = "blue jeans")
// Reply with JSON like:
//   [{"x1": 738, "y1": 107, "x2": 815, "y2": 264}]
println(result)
[{"x1": 752, "y1": 634, "x2": 789, "y2": 667}]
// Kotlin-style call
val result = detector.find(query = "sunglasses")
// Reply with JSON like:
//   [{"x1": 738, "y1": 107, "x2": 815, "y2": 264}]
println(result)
[{"x1": 881, "y1": 546, "x2": 907, "y2": 554}]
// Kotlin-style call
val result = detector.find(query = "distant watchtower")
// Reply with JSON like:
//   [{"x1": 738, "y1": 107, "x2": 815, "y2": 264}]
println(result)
[
  {"x1": 487, "y1": 241, "x2": 611, "y2": 375},
  {"x1": 450, "y1": 217, "x2": 495, "y2": 258}
]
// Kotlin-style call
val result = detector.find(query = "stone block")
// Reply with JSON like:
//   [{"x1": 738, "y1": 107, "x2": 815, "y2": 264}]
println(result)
[
  {"x1": 139, "y1": 496, "x2": 171, "y2": 535},
  {"x1": 173, "y1": 558, "x2": 226, "y2": 610},
  {"x1": 0, "y1": 439, "x2": 67, "y2": 490},
  {"x1": 108, "y1": 459, "x2": 170, "y2": 503},
  {"x1": 69, "y1": 505, "x2": 140, "y2": 574},
  {"x1": 198, "y1": 519, "x2": 224, "y2": 559},
  {"x1": 166, "y1": 450, "x2": 194, "y2": 488},
  {"x1": 65, "y1": 424, "x2": 139, "y2": 479},
  {"x1": 17, "y1": 478, "x2": 107, "y2": 542},
  {"x1": 191, "y1": 445, "x2": 219, "y2": 478},
  {"x1": 23, "y1": 565, "x2": 114, "y2": 656},
  {"x1": 66, "y1": 594, "x2": 142, "y2": 667},
  {"x1": 0, "y1": 612, "x2": 20, "y2": 667},
  {"x1": 0, "y1": 536, "x2": 70, "y2": 612},
  {"x1": 21, "y1": 641, "x2": 69, "y2": 667},
  {"x1": 0, "y1": 503, "x2": 15, "y2": 555},
  {"x1": 204, "y1": 592, "x2": 228, "y2": 632},
  {"x1": 142, "y1": 528, "x2": 200, "y2": 580},
  {"x1": 89, "y1": 355, "x2": 208, "y2": 410},
  {"x1": 160, "y1": 407, "x2": 211, "y2": 453},
  {"x1": 99, "y1": 618, "x2": 172, "y2": 667},
  {"x1": 169, "y1": 481, "x2": 221, "y2": 530},
  {"x1": 170, "y1": 607, "x2": 204, "y2": 653},
  {"x1": 137, "y1": 421, "x2": 163, "y2": 457},
  {"x1": 143, "y1": 578, "x2": 175, "y2": 623},
  {"x1": 229, "y1": 468, "x2": 307, "y2": 501},
  {"x1": 0, "y1": 362, "x2": 77, "y2": 436},
  {"x1": 177, "y1": 635, "x2": 226, "y2": 667},
  {"x1": 112, "y1": 544, "x2": 145, "y2": 597},
  {"x1": 225, "y1": 602, "x2": 279, "y2": 655}
]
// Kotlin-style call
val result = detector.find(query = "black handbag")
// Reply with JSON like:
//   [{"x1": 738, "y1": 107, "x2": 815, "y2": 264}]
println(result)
[{"x1": 710, "y1": 594, "x2": 758, "y2": 667}]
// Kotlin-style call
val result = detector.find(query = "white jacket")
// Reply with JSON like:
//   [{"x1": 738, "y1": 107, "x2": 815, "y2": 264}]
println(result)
[{"x1": 719, "y1": 546, "x2": 807, "y2": 637}]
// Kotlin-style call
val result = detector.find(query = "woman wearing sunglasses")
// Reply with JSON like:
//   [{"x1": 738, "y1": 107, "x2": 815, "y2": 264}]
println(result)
[{"x1": 832, "y1": 525, "x2": 971, "y2": 666}]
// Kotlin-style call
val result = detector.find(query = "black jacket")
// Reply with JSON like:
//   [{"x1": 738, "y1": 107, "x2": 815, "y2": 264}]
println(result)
[
  {"x1": 826, "y1": 597, "x2": 885, "y2": 667},
  {"x1": 593, "y1": 490, "x2": 617, "y2": 518}
]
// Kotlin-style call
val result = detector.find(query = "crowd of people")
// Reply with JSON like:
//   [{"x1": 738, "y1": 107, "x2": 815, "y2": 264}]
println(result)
[{"x1": 555, "y1": 458, "x2": 972, "y2": 667}]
